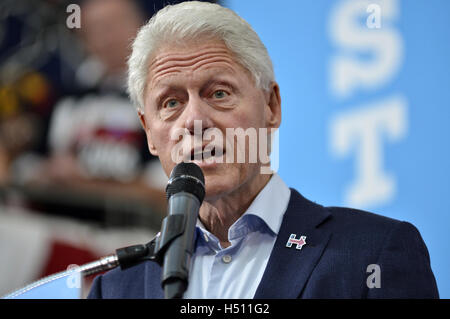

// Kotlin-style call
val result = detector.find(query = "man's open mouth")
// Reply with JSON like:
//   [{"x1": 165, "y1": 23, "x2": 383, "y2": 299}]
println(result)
[{"x1": 189, "y1": 145, "x2": 225, "y2": 162}]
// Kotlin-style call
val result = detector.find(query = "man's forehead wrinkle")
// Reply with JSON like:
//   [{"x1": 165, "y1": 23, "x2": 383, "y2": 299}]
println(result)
[
  {"x1": 149, "y1": 56, "x2": 237, "y2": 90},
  {"x1": 151, "y1": 53, "x2": 235, "y2": 77},
  {"x1": 149, "y1": 46, "x2": 231, "y2": 69},
  {"x1": 191, "y1": 56, "x2": 237, "y2": 73}
]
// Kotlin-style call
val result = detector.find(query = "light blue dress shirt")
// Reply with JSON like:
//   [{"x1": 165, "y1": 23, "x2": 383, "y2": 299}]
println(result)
[{"x1": 183, "y1": 173, "x2": 291, "y2": 299}]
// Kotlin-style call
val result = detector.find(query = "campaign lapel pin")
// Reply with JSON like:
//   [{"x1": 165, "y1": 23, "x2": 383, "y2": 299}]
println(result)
[{"x1": 286, "y1": 234, "x2": 307, "y2": 250}]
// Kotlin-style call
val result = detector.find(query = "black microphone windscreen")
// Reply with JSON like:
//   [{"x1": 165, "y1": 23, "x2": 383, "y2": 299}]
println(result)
[{"x1": 166, "y1": 162, "x2": 205, "y2": 203}]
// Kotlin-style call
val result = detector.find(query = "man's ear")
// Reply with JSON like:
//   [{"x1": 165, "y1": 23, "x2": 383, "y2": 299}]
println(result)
[
  {"x1": 138, "y1": 110, "x2": 158, "y2": 156},
  {"x1": 265, "y1": 82, "x2": 282, "y2": 130}
]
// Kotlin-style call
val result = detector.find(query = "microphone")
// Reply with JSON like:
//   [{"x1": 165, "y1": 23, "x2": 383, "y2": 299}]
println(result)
[{"x1": 160, "y1": 162, "x2": 205, "y2": 299}]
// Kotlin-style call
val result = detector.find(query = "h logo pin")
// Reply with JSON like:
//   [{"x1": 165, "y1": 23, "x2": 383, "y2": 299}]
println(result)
[{"x1": 286, "y1": 234, "x2": 307, "y2": 250}]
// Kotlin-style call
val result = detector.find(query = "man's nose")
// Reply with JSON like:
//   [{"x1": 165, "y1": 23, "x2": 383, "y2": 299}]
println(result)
[{"x1": 183, "y1": 95, "x2": 214, "y2": 135}]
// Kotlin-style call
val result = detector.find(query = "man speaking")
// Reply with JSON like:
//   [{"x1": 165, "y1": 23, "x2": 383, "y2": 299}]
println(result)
[{"x1": 88, "y1": 1, "x2": 438, "y2": 298}]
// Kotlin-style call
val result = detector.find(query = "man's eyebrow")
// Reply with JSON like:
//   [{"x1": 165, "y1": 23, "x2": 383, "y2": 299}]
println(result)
[
  {"x1": 146, "y1": 65, "x2": 243, "y2": 102},
  {"x1": 201, "y1": 77, "x2": 237, "y2": 93},
  {"x1": 152, "y1": 85, "x2": 185, "y2": 103},
  {"x1": 152, "y1": 77, "x2": 237, "y2": 100}
]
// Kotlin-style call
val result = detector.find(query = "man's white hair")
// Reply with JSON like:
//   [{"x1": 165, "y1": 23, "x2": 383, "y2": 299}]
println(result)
[{"x1": 127, "y1": 1, "x2": 275, "y2": 113}]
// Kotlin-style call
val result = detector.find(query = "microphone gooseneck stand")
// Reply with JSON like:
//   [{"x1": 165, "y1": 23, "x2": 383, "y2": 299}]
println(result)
[
  {"x1": 3, "y1": 229, "x2": 186, "y2": 299},
  {"x1": 3, "y1": 162, "x2": 206, "y2": 300}
]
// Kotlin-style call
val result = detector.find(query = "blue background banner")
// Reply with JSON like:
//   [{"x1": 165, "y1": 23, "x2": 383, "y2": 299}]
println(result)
[{"x1": 226, "y1": 0, "x2": 449, "y2": 297}]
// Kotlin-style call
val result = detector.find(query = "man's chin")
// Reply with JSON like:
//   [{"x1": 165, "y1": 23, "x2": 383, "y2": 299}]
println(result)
[{"x1": 202, "y1": 172, "x2": 238, "y2": 201}]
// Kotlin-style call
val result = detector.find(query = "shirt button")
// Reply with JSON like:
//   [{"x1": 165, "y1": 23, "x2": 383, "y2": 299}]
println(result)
[{"x1": 222, "y1": 254, "x2": 232, "y2": 264}]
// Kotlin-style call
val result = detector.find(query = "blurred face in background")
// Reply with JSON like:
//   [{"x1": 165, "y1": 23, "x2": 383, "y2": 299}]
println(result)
[{"x1": 81, "y1": 0, "x2": 143, "y2": 75}]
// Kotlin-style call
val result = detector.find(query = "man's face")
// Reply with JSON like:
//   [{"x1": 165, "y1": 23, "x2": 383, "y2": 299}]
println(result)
[{"x1": 140, "y1": 39, "x2": 280, "y2": 200}]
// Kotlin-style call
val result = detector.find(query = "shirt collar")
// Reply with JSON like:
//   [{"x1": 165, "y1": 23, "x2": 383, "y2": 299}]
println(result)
[
  {"x1": 196, "y1": 173, "x2": 291, "y2": 242},
  {"x1": 242, "y1": 173, "x2": 291, "y2": 236}
]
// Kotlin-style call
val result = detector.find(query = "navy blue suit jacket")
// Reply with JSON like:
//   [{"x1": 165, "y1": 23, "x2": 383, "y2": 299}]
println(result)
[{"x1": 88, "y1": 189, "x2": 439, "y2": 298}]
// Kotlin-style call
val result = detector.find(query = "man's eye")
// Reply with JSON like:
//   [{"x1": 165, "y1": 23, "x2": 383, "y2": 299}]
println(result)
[
  {"x1": 213, "y1": 90, "x2": 228, "y2": 99},
  {"x1": 164, "y1": 99, "x2": 179, "y2": 108}
]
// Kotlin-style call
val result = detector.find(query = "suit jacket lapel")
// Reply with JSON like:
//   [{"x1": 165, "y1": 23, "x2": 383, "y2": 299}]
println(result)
[{"x1": 254, "y1": 189, "x2": 332, "y2": 299}]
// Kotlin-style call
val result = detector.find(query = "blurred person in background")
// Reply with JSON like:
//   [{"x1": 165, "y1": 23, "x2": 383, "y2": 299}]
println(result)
[{"x1": 35, "y1": 0, "x2": 168, "y2": 203}]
